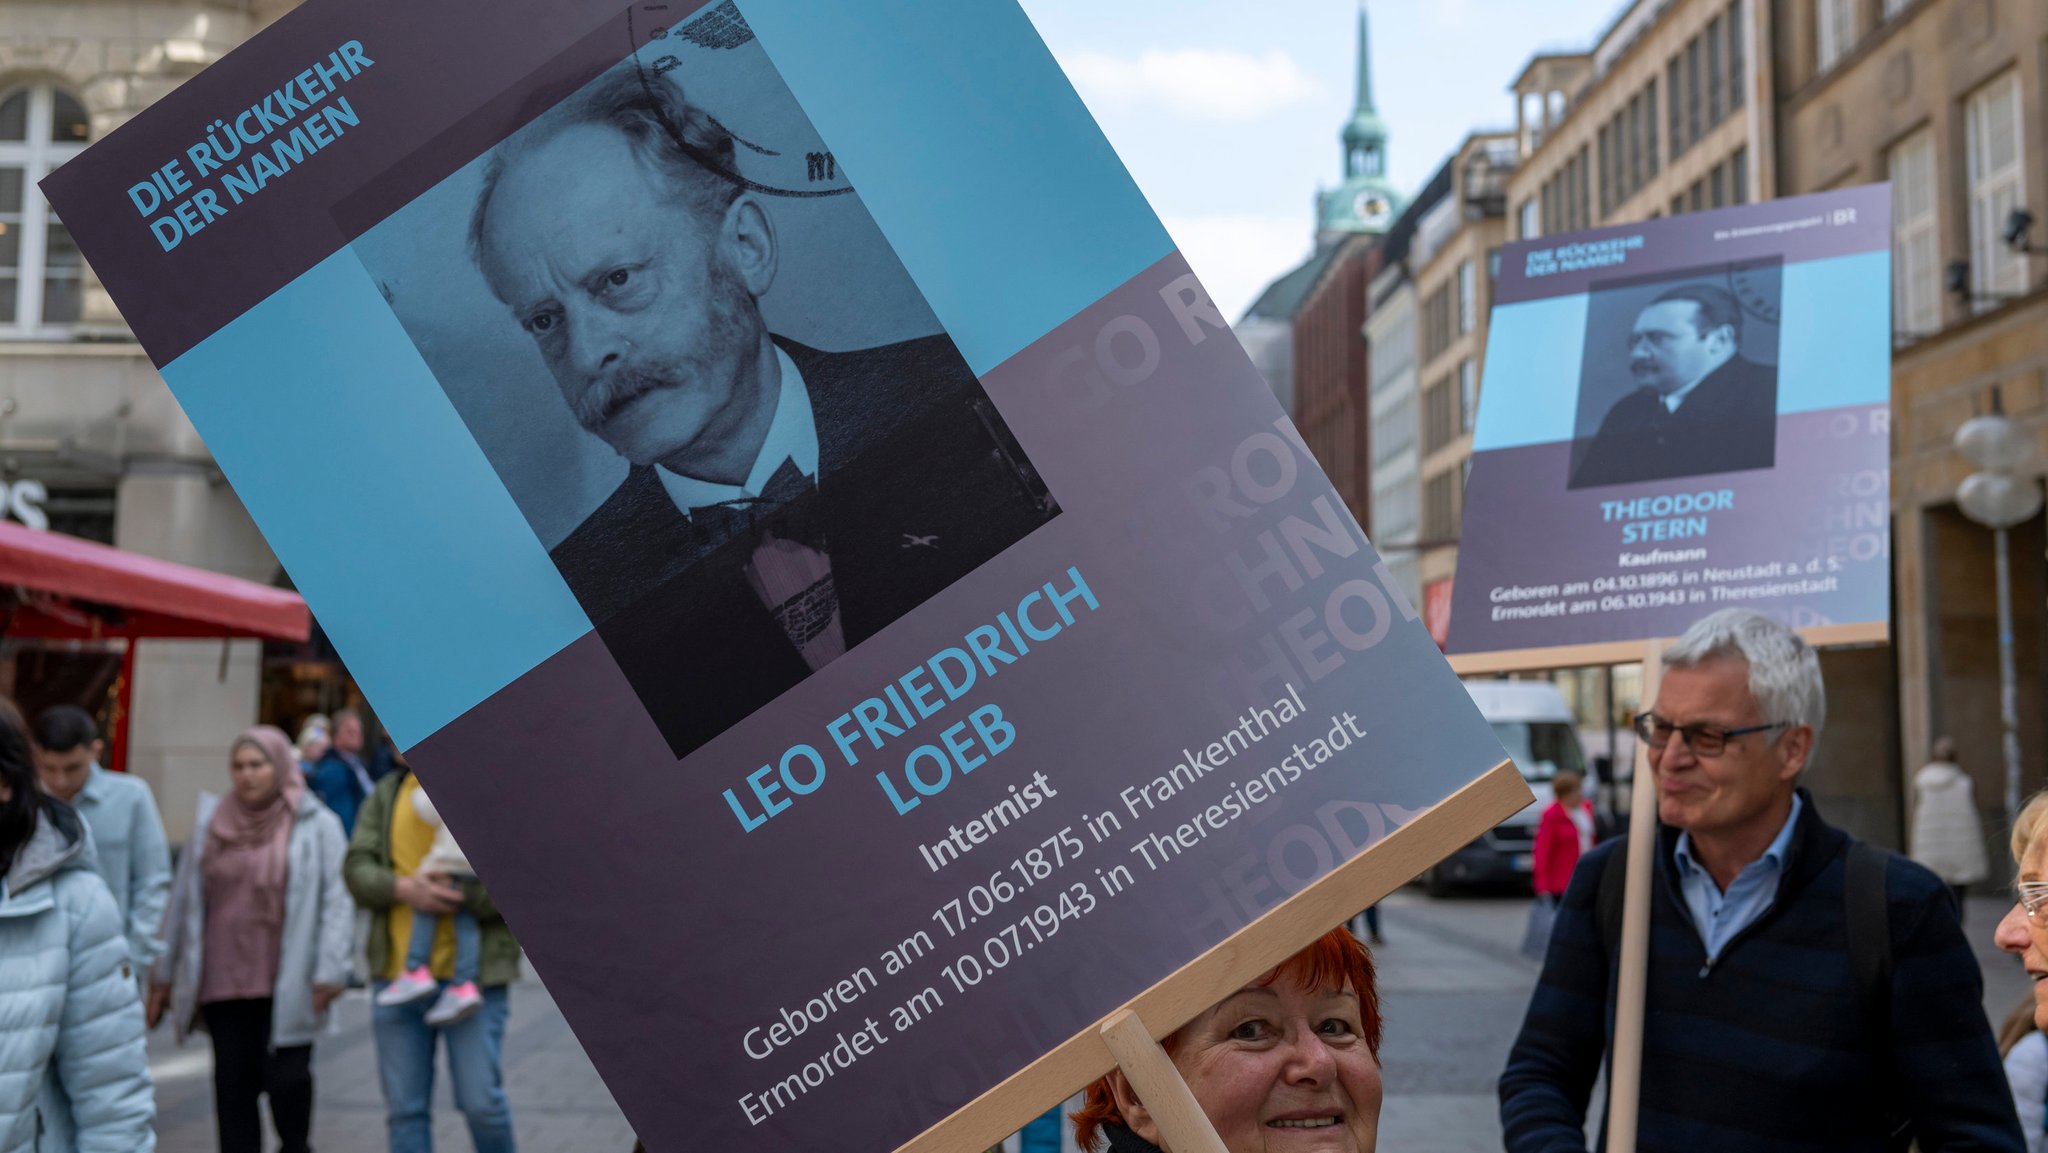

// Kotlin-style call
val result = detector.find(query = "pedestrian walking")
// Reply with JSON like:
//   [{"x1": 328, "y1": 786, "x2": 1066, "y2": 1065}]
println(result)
[
  {"x1": 0, "y1": 696, "x2": 156, "y2": 1152},
  {"x1": 1911, "y1": 735, "x2": 1989, "y2": 919},
  {"x1": 30, "y1": 705, "x2": 173, "y2": 973},
  {"x1": 1500, "y1": 609, "x2": 2021, "y2": 1152},
  {"x1": 310, "y1": 708, "x2": 376, "y2": 836},
  {"x1": 344, "y1": 756, "x2": 521, "y2": 1153},
  {"x1": 148, "y1": 725, "x2": 354, "y2": 1153},
  {"x1": 1523, "y1": 769, "x2": 1593, "y2": 959}
]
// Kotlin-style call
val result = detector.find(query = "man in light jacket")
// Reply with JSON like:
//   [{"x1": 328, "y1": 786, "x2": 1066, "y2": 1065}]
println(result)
[{"x1": 31, "y1": 706, "x2": 171, "y2": 972}]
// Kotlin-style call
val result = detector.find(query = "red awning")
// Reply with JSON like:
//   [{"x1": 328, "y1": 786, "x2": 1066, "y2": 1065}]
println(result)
[{"x1": 0, "y1": 521, "x2": 310, "y2": 642}]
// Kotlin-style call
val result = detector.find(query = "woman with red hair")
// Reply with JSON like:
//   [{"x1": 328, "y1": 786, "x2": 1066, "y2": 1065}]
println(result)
[{"x1": 1070, "y1": 927, "x2": 1382, "y2": 1152}]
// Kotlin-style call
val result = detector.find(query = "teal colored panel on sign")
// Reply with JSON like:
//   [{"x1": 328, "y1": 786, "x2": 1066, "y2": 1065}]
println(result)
[
  {"x1": 1471, "y1": 294, "x2": 1590, "y2": 453},
  {"x1": 1777, "y1": 250, "x2": 1892, "y2": 415},
  {"x1": 738, "y1": 0, "x2": 1175, "y2": 376},
  {"x1": 159, "y1": 249, "x2": 592, "y2": 748}
]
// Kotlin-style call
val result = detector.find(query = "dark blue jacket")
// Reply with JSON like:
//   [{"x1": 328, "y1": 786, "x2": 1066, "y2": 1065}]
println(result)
[
  {"x1": 1500, "y1": 791, "x2": 2021, "y2": 1152},
  {"x1": 308, "y1": 749, "x2": 369, "y2": 836}
]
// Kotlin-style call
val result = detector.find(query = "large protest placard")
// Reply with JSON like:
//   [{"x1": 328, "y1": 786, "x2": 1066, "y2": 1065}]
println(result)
[
  {"x1": 43, "y1": 2, "x2": 1529, "y2": 1148},
  {"x1": 1448, "y1": 187, "x2": 1892, "y2": 665}
]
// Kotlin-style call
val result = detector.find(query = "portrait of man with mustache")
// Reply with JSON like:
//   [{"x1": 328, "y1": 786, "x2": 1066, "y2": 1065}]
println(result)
[
  {"x1": 468, "y1": 62, "x2": 1057, "y2": 758},
  {"x1": 1568, "y1": 282, "x2": 1778, "y2": 490}
]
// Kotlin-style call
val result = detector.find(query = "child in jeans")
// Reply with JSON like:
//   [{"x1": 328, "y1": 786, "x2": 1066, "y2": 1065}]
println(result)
[{"x1": 373, "y1": 786, "x2": 482, "y2": 1026}]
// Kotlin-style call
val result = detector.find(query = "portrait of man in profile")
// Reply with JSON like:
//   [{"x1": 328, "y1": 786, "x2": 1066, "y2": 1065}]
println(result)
[
  {"x1": 1569, "y1": 282, "x2": 1778, "y2": 490},
  {"x1": 460, "y1": 60, "x2": 1057, "y2": 757}
]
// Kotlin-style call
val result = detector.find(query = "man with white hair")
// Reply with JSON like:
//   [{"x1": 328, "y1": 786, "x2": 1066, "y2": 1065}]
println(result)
[{"x1": 1500, "y1": 609, "x2": 2020, "y2": 1151}]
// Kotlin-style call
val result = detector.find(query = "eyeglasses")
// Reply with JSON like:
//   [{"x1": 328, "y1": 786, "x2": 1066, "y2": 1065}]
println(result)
[
  {"x1": 1632, "y1": 712, "x2": 1790, "y2": 758},
  {"x1": 2018, "y1": 881, "x2": 2048, "y2": 923}
]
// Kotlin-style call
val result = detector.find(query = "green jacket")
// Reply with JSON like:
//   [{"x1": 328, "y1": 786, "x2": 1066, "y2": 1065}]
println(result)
[{"x1": 343, "y1": 772, "x2": 522, "y2": 988}]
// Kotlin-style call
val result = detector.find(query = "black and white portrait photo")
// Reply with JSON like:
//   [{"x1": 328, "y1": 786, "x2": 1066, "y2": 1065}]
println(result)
[
  {"x1": 1567, "y1": 259, "x2": 1782, "y2": 490},
  {"x1": 354, "y1": 8, "x2": 1058, "y2": 758}
]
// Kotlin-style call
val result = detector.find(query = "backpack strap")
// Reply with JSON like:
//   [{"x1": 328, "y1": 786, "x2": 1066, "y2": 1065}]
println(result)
[
  {"x1": 1846, "y1": 839, "x2": 1906, "y2": 1151},
  {"x1": 1845, "y1": 840, "x2": 1892, "y2": 1013},
  {"x1": 1595, "y1": 837, "x2": 1629, "y2": 961}
]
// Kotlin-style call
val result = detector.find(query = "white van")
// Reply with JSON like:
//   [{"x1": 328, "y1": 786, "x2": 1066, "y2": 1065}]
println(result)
[{"x1": 1421, "y1": 679, "x2": 1589, "y2": 896}]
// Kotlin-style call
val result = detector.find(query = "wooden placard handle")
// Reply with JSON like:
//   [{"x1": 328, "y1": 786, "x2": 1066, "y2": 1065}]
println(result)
[
  {"x1": 1099, "y1": 1009, "x2": 1228, "y2": 1153},
  {"x1": 1606, "y1": 637, "x2": 1665, "y2": 1153}
]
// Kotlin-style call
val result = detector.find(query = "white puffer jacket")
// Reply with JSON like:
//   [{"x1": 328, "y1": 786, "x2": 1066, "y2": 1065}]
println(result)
[
  {"x1": 1911, "y1": 760, "x2": 1990, "y2": 886},
  {"x1": 0, "y1": 805, "x2": 155, "y2": 1153}
]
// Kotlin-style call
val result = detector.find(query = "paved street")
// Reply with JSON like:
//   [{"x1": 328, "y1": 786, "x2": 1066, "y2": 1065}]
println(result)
[
  {"x1": 148, "y1": 977, "x2": 637, "y2": 1153},
  {"x1": 148, "y1": 892, "x2": 2029, "y2": 1153}
]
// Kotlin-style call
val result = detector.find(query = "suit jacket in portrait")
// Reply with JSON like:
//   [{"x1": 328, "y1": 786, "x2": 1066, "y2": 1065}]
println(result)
[
  {"x1": 1569, "y1": 355, "x2": 1778, "y2": 489},
  {"x1": 549, "y1": 334, "x2": 1057, "y2": 759}
]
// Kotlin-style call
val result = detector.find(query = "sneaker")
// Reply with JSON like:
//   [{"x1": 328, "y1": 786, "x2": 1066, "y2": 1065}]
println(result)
[
  {"x1": 375, "y1": 967, "x2": 440, "y2": 1007},
  {"x1": 425, "y1": 980, "x2": 483, "y2": 1027}
]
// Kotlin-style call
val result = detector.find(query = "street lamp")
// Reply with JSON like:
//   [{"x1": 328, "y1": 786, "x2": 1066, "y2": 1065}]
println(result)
[{"x1": 1953, "y1": 406, "x2": 2042, "y2": 828}]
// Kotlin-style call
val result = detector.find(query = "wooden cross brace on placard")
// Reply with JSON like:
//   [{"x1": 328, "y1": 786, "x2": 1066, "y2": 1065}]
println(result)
[{"x1": 889, "y1": 760, "x2": 1532, "y2": 1153}]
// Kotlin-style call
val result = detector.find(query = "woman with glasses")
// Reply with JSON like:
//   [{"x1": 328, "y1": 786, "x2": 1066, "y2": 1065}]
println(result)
[{"x1": 1995, "y1": 794, "x2": 2048, "y2": 1148}]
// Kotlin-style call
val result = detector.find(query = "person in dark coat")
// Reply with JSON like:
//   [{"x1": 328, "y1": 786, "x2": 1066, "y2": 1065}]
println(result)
[
  {"x1": 1500, "y1": 609, "x2": 2022, "y2": 1152},
  {"x1": 469, "y1": 65, "x2": 1054, "y2": 757},
  {"x1": 1570, "y1": 284, "x2": 1777, "y2": 489}
]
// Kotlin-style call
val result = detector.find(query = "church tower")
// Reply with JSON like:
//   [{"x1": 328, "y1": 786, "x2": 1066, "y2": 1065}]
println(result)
[{"x1": 1317, "y1": 1, "x2": 1403, "y2": 243}]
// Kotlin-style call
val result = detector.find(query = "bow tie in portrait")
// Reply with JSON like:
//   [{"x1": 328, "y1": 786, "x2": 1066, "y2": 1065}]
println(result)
[{"x1": 684, "y1": 457, "x2": 824, "y2": 552}]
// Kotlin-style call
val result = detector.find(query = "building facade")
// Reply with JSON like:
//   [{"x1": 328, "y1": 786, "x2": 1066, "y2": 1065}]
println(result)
[
  {"x1": 1774, "y1": 0, "x2": 2048, "y2": 851},
  {"x1": 1397, "y1": 0, "x2": 2047, "y2": 846},
  {"x1": 1414, "y1": 134, "x2": 1517, "y2": 631},
  {"x1": 1364, "y1": 161, "x2": 1455, "y2": 612},
  {"x1": 1293, "y1": 237, "x2": 1380, "y2": 528},
  {"x1": 1, "y1": 0, "x2": 317, "y2": 838}
]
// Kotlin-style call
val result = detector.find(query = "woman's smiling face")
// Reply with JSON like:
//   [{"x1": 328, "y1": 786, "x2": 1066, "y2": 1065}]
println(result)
[{"x1": 1136, "y1": 980, "x2": 1382, "y2": 1153}]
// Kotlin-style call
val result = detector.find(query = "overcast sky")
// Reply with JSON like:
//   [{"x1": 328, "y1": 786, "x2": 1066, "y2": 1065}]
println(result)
[{"x1": 1016, "y1": 0, "x2": 1630, "y2": 319}]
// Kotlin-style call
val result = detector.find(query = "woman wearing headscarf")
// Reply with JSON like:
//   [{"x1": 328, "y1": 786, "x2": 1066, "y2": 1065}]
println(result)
[
  {"x1": 149, "y1": 725, "x2": 353, "y2": 1153},
  {"x1": 1069, "y1": 926, "x2": 1382, "y2": 1153},
  {"x1": 0, "y1": 696, "x2": 155, "y2": 1152}
]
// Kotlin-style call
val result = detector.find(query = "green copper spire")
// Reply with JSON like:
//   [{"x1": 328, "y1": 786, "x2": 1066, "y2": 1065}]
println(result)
[
  {"x1": 1348, "y1": 0, "x2": 1382, "y2": 130},
  {"x1": 1319, "y1": 0, "x2": 1401, "y2": 237}
]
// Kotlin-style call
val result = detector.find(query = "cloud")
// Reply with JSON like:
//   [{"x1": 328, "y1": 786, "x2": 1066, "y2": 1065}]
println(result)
[
  {"x1": 1421, "y1": 0, "x2": 1473, "y2": 30},
  {"x1": 1060, "y1": 46, "x2": 1319, "y2": 125},
  {"x1": 1160, "y1": 213, "x2": 1315, "y2": 323}
]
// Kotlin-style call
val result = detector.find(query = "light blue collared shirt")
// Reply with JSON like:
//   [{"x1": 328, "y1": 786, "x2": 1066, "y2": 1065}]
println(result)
[
  {"x1": 656, "y1": 345, "x2": 819, "y2": 514},
  {"x1": 1673, "y1": 792, "x2": 1802, "y2": 962}
]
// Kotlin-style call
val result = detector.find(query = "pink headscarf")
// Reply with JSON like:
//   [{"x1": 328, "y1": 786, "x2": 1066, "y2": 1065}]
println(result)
[{"x1": 206, "y1": 724, "x2": 306, "y2": 899}]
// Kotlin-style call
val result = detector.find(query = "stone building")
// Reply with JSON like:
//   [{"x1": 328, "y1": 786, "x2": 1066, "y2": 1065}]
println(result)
[
  {"x1": 1364, "y1": 159, "x2": 1455, "y2": 613},
  {"x1": 1413, "y1": 133, "x2": 1517, "y2": 631},
  {"x1": 1, "y1": 0, "x2": 314, "y2": 837},
  {"x1": 1774, "y1": 0, "x2": 2048, "y2": 852},
  {"x1": 1388, "y1": 0, "x2": 2047, "y2": 845}
]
